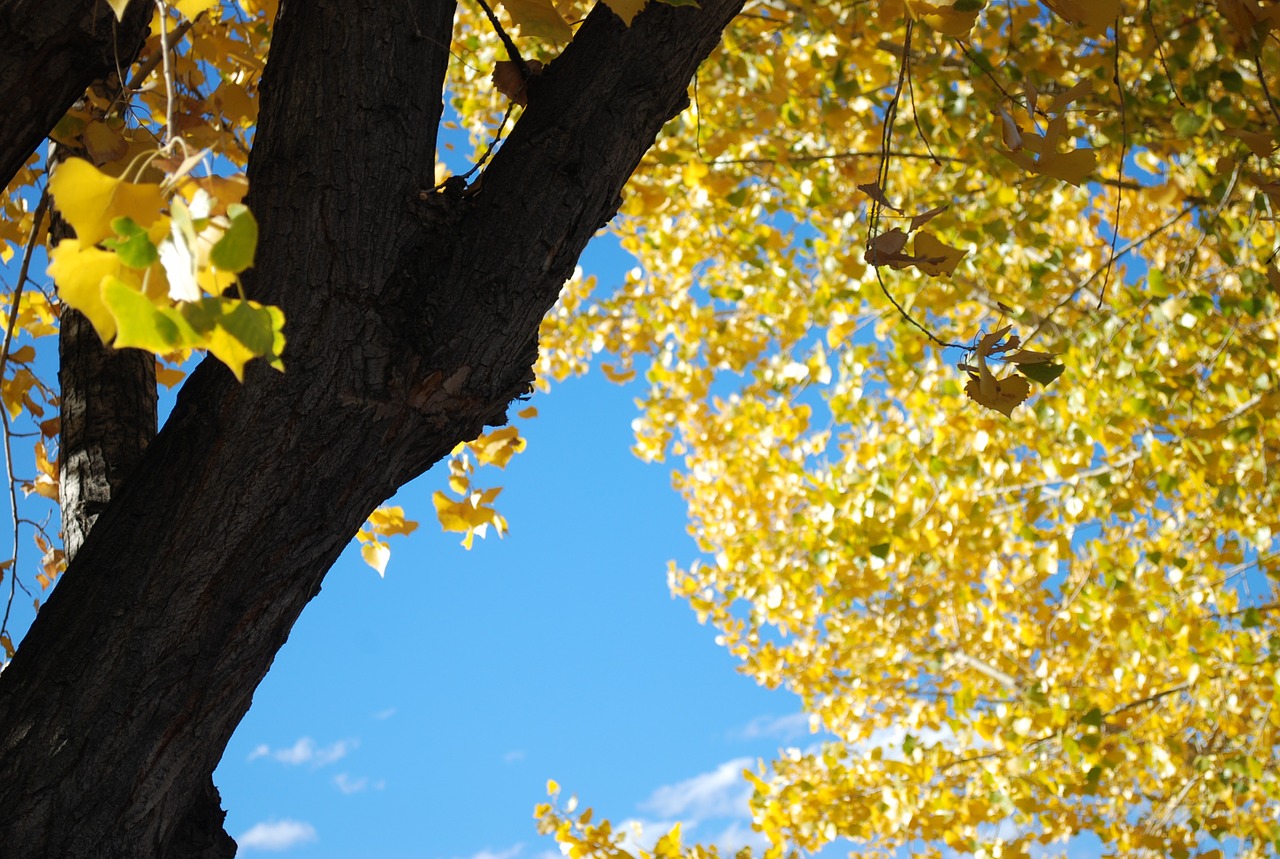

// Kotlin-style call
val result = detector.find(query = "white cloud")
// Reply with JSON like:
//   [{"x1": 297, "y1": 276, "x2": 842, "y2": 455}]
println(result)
[
  {"x1": 334, "y1": 773, "x2": 368, "y2": 794},
  {"x1": 374, "y1": 707, "x2": 397, "y2": 720},
  {"x1": 247, "y1": 737, "x2": 357, "y2": 768},
  {"x1": 638, "y1": 758, "x2": 754, "y2": 821},
  {"x1": 238, "y1": 819, "x2": 318, "y2": 851},
  {"x1": 502, "y1": 750, "x2": 526, "y2": 764},
  {"x1": 451, "y1": 843, "x2": 524, "y2": 859},
  {"x1": 733, "y1": 713, "x2": 814, "y2": 742}
]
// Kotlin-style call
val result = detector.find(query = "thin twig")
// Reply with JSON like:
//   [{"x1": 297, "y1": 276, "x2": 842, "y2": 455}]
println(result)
[
  {"x1": 473, "y1": 0, "x2": 531, "y2": 80},
  {"x1": 155, "y1": 0, "x2": 176, "y2": 144},
  {"x1": 1097, "y1": 15, "x2": 1127, "y2": 308},
  {"x1": 1254, "y1": 50, "x2": 1280, "y2": 128},
  {"x1": 866, "y1": 21, "x2": 963, "y2": 350},
  {"x1": 0, "y1": 190, "x2": 48, "y2": 649}
]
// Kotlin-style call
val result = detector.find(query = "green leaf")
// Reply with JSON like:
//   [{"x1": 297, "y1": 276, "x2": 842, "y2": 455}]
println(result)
[
  {"x1": 1172, "y1": 110, "x2": 1203, "y2": 138},
  {"x1": 210, "y1": 204, "x2": 258, "y2": 273},
  {"x1": 1019, "y1": 362, "x2": 1065, "y2": 386},
  {"x1": 870, "y1": 542, "x2": 891, "y2": 559},
  {"x1": 183, "y1": 297, "x2": 285, "y2": 380},
  {"x1": 102, "y1": 217, "x2": 159, "y2": 269},
  {"x1": 103, "y1": 277, "x2": 201, "y2": 351}
]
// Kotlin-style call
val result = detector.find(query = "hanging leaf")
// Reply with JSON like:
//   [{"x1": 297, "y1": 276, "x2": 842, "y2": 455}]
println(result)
[{"x1": 498, "y1": 0, "x2": 573, "y2": 42}]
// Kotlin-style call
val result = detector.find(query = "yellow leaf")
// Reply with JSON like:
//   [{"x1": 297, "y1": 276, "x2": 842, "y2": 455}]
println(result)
[
  {"x1": 498, "y1": 0, "x2": 573, "y2": 42},
  {"x1": 547, "y1": 779, "x2": 560, "y2": 795},
  {"x1": 175, "y1": 0, "x2": 218, "y2": 19},
  {"x1": 1040, "y1": 0, "x2": 1119, "y2": 33},
  {"x1": 912, "y1": 231, "x2": 966, "y2": 276},
  {"x1": 361, "y1": 541, "x2": 391, "y2": 577},
  {"x1": 1033, "y1": 147, "x2": 1096, "y2": 185},
  {"x1": 905, "y1": 0, "x2": 983, "y2": 35},
  {"x1": 47, "y1": 240, "x2": 125, "y2": 342},
  {"x1": 107, "y1": 0, "x2": 131, "y2": 20},
  {"x1": 49, "y1": 158, "x2": 165, "y2": 245},
  {"x1": 602, "y1": 0, "x2": 648, "y2": 24},
  {"x1": 601, "y1": 363, "x2": 636, "y2": 383},
  {"x1": 367, "y1": 505, "x2": 419, "y2": 537},
  {"x1": 517, "y1": 405, "x2": 538, "y2": 419}
]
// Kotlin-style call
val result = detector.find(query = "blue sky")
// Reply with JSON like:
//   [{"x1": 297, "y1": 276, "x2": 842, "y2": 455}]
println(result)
[{"x1": 211, "y1": 327, "x2": 820, "y2": 857}]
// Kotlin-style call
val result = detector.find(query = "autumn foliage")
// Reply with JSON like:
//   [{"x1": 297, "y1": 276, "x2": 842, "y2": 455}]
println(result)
[{"x1": 3, "y1": 0, "x2": 1280, "y2": 855}]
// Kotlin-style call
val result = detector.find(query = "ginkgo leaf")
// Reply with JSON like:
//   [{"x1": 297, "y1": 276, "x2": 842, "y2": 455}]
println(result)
[
  {"x1": 1225, "y1": 128, "x2": 1278, "y2": 157},
  {"x1": 210, "y1": 204, "x2": 258, "y2": 273},
  {"x1": 83, "y1": 121, "x2": 128, "y2": 165},
  {"x1": 1018, "y1": 361, "x2": 1066, "y2": 386},
  {"x1": 905, "y1": 0, "x2": 984, "y2": 36},
  {"x1": 104, "y1": 277, "x2": 202, "y2": 352},
  {"x1": 1040, "y1": 0, "x2": 1119, "y2": 33},
  {"x1": 107, "y1": 0, "x2": 130, "y2": 20},
  {"x1": 603, "y1": 0, "x2": 648, "y2": 24},
  {"x1": 49, "y1": 158, "x2": 165, "y2": 246},
  {"x1": 360, "y1": 541, "x2": 391, "y2": 577},
  {"x1": 498, "y1": 0, "x2": 573, "y2": 42},
  {"x1": 47, "y1": 240, "x2": 127, "y2": 342},
  {"x1": 913, "y1": 231, "x2": 966, "y2": 276},
  {"x1": 175, "y1": 0, "x2": 218, "y2": 19},
  {"x1": 857, "y1": 182, "x2": 902, "y2": 212},
  {"x1": 1032, "y1": 147, "x2": 1096, "y2": 185},
  {"x1": 492, "y1": 60, "x2": 545, "y2": 107},
  {"x1": 965, "y1": 372, "x2": 1032, "y2": 416},
  {"x1": 909, "y1": 204, "x2": 949, "y2": 231},
  {"x1": 366, "y1": 506, "x2": 419, "y2": 537}
]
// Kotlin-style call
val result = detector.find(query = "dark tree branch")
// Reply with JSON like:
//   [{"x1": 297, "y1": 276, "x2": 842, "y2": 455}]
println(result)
[{"x1": 0, "y1": 0, "x2": 153, "y2": 192}]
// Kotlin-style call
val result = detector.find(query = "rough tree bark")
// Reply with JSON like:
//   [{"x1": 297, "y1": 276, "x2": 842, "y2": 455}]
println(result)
[
  {"x1": 0, "y1": 0, "x2": 744, "y2": 855},
  {"x1": 0, "y1": 0, "x2": 153, "y2": 192}
]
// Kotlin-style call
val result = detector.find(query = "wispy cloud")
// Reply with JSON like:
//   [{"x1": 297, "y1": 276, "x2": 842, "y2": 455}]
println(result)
[
  {"x1": 374, "y1": 707, "x2": 397, "y2": 720},
  {"x1": 248, "y1": 737, "x2": 357, "y2": 768},
  {"x1": 449, "y1": 843, "x2": 524, "y2": 859},
  {"x1": 238, "y1": 819, "x2": 318, "y2": 851},
  {"x1": 732, "y1": 713, "x2": 814, "y2": 742},
  {"x1": 334, "y1": 772, "x2": 386, "y2": 794},
  {"x1": 502, "y1": 750, "x2": 526, "y2": 764},
  {"x1": 638, "y1": 758, "x2": 754, "y2": 821}
]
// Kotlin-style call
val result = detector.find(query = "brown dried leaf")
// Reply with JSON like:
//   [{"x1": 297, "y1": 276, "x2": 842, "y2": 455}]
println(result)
[
  {"x1": 913, "y1": 231, "x2": 966, "y2": 276},
  {"x1": 864, "y1": 228, "x2": 916, "y2": 269},
  {"x1": 857, "y1": 182, "x2": 902, "y2": 212},
  {"x1": 965, "y1": 372, "x2": 1031, "y2": 417},
  {"x1": 909, "y1": 204, "x2": 949, "y2": 231},
  {"x1": 492, "y1": 59, "x2": 545, "y2": 107}
]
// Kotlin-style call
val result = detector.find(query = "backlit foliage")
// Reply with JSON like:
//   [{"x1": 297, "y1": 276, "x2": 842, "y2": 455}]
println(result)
[{"x1": 2, "y1": 0, "x2": 1280, "y2": 855}]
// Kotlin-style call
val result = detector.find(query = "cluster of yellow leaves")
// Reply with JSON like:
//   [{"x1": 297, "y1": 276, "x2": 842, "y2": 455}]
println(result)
[
  {"x1": 46, "y1": 155, "x2": 283, "y2": 380},
  {"x1": 430, "y1": 413, "x2": 535, "y2": 549},
  {"x1": 453, "y1": 0, "x2": 1280, "y2": 855},
  {"x1": 356, "y1": 506, "x2": 420, "y2": 577}
]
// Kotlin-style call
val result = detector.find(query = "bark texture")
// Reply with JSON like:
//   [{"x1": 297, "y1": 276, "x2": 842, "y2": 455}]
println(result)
[
  {"x1": 0, "y1": 0, "x2": 744, "y2": 855},
  {"x1": 0, "y1": 0, "x2": 152, "y2": 192}
]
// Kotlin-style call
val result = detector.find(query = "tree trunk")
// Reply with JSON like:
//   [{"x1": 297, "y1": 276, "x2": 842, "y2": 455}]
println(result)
[
  {"x1": 0, "y1": 0, "x2": 152, "y2": 192},
  {"x1": 0, "y1": 0, "x2": 744, "y2": 855}
]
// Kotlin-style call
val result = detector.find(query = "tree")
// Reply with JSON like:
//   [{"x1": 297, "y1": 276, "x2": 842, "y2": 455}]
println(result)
[
  {"x1": 1, "y1": 0, "x2": 1279, "y2": 857},
  {"x1": 0, "y1": 0, "x2": 743, "y2": 854}
]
